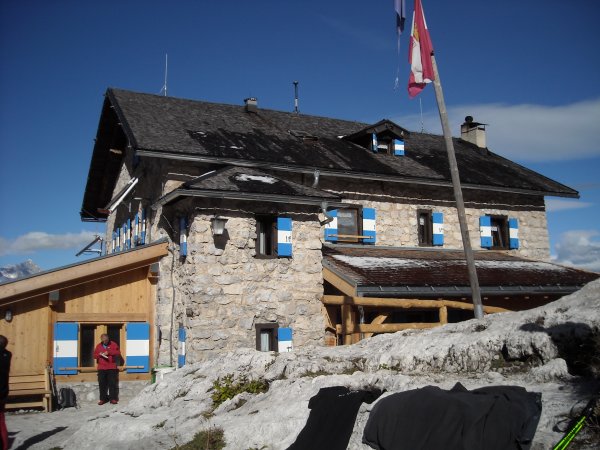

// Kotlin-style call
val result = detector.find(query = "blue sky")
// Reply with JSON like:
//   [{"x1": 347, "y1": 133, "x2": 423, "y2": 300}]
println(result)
[{"x1": 0, "y1": 0, "x2": 599, "y2": 272}]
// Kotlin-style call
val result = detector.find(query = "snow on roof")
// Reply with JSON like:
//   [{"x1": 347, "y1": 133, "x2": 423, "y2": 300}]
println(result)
[
  {"x1": 235, "y1": 174, "x2": 277, "y2": 184},
  {"x1": 332, "y1": 255, "x2": 568, "y2": 272}
]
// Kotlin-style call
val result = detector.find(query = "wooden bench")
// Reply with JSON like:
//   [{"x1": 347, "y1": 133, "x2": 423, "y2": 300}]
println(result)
[{"x1": 7, "y1": 368, "x2": 52, "y2": 412}]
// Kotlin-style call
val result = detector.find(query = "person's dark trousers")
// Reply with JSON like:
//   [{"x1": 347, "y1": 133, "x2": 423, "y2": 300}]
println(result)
[{"x1": 98, "y1": 369, "x2": 119, "y2": 402}]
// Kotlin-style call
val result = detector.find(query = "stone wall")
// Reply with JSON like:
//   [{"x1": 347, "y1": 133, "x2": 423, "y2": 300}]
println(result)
[
  {"x1": 154, "y1": 202, "x2": 325, "y2": 365},
  {"x1": 315, "y1": 178, "x2": 550, "y2": 260}
]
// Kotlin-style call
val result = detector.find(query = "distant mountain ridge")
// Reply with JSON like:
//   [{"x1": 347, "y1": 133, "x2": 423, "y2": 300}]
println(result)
[{"x1": 0, "y1": 260, "x2": 42, "y2": 283}]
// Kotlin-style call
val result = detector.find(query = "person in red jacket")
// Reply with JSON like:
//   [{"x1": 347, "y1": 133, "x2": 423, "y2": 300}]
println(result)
[{"x1": 93, "y1": 333, "x2": 121, "y2": 405}]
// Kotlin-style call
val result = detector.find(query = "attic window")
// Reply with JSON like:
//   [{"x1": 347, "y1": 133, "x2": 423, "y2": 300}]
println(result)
[{"x1": 289, "y1": 130, "x2": 319, "y2": 141}]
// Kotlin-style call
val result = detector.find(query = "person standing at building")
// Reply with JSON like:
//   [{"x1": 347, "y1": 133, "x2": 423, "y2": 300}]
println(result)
[
  {"x1": 0, "y1": 335, "x2": 12, "y2": 450},
  {"x1": 93, "y1": 333, "x2": 120, "y2": 405}
]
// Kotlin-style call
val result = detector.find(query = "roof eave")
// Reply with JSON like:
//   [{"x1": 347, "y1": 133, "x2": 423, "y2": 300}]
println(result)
[{"x1": 355, "y1": 284, "x2": 582, "y2": 297}]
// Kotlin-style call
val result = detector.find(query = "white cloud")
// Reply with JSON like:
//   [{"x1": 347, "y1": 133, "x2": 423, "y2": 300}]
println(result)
[
  {"x1": 394, "y1": 98, "x2": 600, "y2": 162},
  {"x1": 552, "y1": 230, "x2": 600, "y2": 273},
  {"x1": 0, "y1": 231, "x2": 98, "y2": 256},
  {"x1": 545, "y1": 199, "x2": 593, "y2": 213}
]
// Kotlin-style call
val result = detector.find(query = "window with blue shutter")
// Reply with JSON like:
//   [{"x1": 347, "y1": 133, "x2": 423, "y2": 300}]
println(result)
[
  {"x1": 324, "y1": 210, "x2": 338, "y2": 242},
  {"x1": 371, "y1": 133, "x2": 378, "y2": 153},
  {"x1": 432, "y1": 212, "x2": 444, "y2": 246},
  {"x1": 509, "y1": 218, "x2": 519, "y2": 249},
  {"x1": 277, "y1": 217, "x2": 293, "y2": 257},
  {"x1": 480, "y1": 216, "x2": 492, "y2": 248},
  {"x1": 54, "y1": 322, "x2": 79, "y2": 375},
  {"x1": 126, "y1": 322, "x2": 150, "y2": 373},
  {"x1": 362, "y1": 208, "x2": 376, "y2": 244}
]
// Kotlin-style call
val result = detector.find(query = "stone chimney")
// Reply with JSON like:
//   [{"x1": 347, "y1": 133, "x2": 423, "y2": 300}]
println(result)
[
  {"x1": 244, "y1": 97, "x2": 258, "y2": 113},
  {"x1": 460, "y1": 116, "x2": 487, "y2": 149}
]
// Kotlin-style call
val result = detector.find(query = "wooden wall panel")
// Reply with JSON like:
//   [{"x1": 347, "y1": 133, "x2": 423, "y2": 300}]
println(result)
[
  {"x1": 0, "y1": 295, "x2": 49, "y2": 375},
  {"x1": 59, "y1": 267, "x2": 149, "y2": 316}
]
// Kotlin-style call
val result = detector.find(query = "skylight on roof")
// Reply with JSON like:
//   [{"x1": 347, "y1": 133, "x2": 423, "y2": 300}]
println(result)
[
  {"x1": 235, "y1": 174, "x2": 277, "y2": 184},
  {"x1": 289, "y1": 130, "x2": 318, "y2": 141}
]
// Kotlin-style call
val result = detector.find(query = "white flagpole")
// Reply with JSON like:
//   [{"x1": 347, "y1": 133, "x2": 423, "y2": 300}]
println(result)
[{"x1": 430, "y1": 54, "x2": 484, "y2": 319}]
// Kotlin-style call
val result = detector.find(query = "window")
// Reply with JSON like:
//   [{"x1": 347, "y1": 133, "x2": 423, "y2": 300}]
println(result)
[
  {"x1": 256, "y1": 216, "x2": 276, "y2": 257},
  {"x1": 490, "y1": 215, "x2": 509, "y2": 249},
  {"x1": 255, "y1": 323, "x2": 278, "y2": 352},
  {"x1": 337, "y1": 208, "x2": 360, "y2": 242},
  {"x1": 418, "y1": 209, "x2": 433, "y2": 246}
]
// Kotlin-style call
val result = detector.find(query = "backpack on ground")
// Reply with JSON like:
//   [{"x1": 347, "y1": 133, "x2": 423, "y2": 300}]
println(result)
[{"x1": 58, "y1": 387, "x2": 77, "y2": 409}]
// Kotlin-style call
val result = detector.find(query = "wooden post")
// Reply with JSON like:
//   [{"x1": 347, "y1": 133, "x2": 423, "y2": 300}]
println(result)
[
  {"x1": 341, "y1": 304, "x2": 354, "y2": 345},
  {"x1": 439, "y1": 305, "x2": 448, "y2": 325},
  {"x1": 431, "y1": 54, "x2": 484, "y2": 319}
]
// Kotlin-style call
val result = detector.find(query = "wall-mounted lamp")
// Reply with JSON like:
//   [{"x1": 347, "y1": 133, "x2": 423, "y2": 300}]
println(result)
[
  {"x1": 4, "y1": 310, "x2": 12, "y2": 322},
  {"x1": 210, "y1": 216, "x2": 228, "y2": 236},
  {"x1": 49, "y1": 290, "x2": 60, "y2": 304}
]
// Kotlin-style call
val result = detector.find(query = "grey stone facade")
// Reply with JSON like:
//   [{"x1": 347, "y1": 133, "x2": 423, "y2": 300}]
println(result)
[{"x1": 104, "y1": 159, "x2": 552, "y2": 365}]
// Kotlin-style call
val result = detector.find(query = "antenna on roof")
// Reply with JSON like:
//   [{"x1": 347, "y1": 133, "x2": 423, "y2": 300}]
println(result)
[
  {"x1": 419, "y1": 97, "x2": 425, "y2": 132},
  {"x1": 75, "y1": 235, "x2": 103, "y2": 257},
  {"x1": 293, "y1": 81, "x2": 299, "y2": 114},
  {"x1": 159, "y1": 53, "x2": 168, "y2": 96}
]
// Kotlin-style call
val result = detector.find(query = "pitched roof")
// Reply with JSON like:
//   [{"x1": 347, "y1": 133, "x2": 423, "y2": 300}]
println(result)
[
  {"x1": 153, "y1": 166, "x2": 343, "y2": 209},
  {"x1": 81, "y1": 88, "x2": 578, "y2": 219},
  {"x1": 0, "y1": 240, "x2": 168, "y2": 304},
  {"x1": 323, "y1": 245, "x2": 599, "y2": 297}
]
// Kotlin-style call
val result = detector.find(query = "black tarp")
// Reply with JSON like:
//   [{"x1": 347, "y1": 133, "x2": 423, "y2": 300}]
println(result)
[
  {"x1": 288, "y1": 386, "x2": 383, "y2": 450},
  {"x1": 362, "y1": 383, "x2": 542, "y2": 450}
]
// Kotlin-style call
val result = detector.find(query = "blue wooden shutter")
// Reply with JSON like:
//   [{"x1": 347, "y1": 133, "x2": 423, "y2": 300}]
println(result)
[
  {"x1": 126, "y1": 323, "x2": 150, "y2": 373},
  {"x1": 363, "y1": 208, "x2": 376, "y2": 244},
  {"x1": 122, "y1": 222, "x2": 128, "y2": 250},
  {"x1": 112, "y1": 231, "x2": 117, "y2": 253},
  {"x1": 480, "y1": 216, "x2": 492, "y2": 248},
  {"x1": 394, "y1": 139, "x2": 405, "y2": 156},
  {"x1": 324, "y1": 210, "x2": 338, "y2": 242},
  {"x1": 509, "y1": 218, "x2": 519, "y2": 249},
  {"x1": 432, "y1": 212, "x2": 444, "y2": 246},
  {"x1": 277, "y1": 217, "x2": 293, "y2": 257},
  {"x1": 141, "y1": 208, "x2": 147, "y2": 245},
  {"x1": 134, "y1": 213, "x2": 140, "y2": 247},
  {"x1": 116, "y1": 227, "x2": 121, "y2": 252},
  {"x1": 371, "y1": 133, "x2": 378, "y2": 153},
  {"x1": 126, "y1": 218, "x2": 132, "y2": 249},
  {"x1": 54, "y1": 322, "x2": 78, "y2": 375},
  {"x1": 178, "y1": 325, "x2": 186, "y2": 368},
  {"x1": 278, "y1": 327, "x2": 293, "y2": 352},
  {"x1": 179, "y1": 216, "x2": 187, "y2": 257}
]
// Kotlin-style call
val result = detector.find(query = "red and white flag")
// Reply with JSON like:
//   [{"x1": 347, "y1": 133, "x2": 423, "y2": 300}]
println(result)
[{"x1": 408, "y1": 0, "x2": 434, "y2": 98}]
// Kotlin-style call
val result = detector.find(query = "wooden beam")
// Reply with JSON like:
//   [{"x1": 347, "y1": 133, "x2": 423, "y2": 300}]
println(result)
[
  {"x1": 0, "y1": 242, "x2": 168, "y2": 303},
  {"x1": 322, "y1": 295, "x2": 508, "y2": 314},
  {"x1": 357, "y1": 322, "x2": 439, "y2": 333},
  {"x1": 364, "y1": 314, "x2": 389, "y2": 339},
  {"x1": 55, "y1": 313, "x2": 147, "y2": 323},
  {"x1": 336, "y1": 321, "x2": 439, "y2": 335},
  {"x1": 323, "y1": 268, "x2": 356, "y2": 297},
  {"x1": 320, "y1": 304, "x2": 336, "y2": 333}
]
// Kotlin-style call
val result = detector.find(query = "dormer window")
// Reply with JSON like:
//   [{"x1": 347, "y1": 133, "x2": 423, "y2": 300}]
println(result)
[{"x1": 343, "y1": 119, "x2": 409, "y2": 157}]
